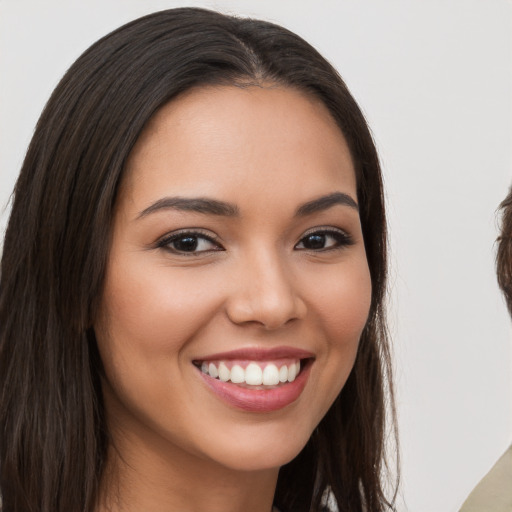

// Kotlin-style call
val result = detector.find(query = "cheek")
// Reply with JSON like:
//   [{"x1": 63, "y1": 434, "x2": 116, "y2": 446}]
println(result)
[
  {"x1": 92, "y1": 257, "x2": 230, "y2": 425},
  {"x1": 307, "y1": 257, "x2": 372, "y2": 406},
  {"x1": 93, "y1": 259, "x2": 227, "y2": 434},
  {"x1": 97, "y1": 258, "x2": 225, "y2": 356},
  {"x1": 313, "y1": 259, "x2": 372, "y2": 345}
]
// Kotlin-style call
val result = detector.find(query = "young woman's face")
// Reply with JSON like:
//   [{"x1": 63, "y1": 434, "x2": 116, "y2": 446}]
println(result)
[{"x1": 95, "y1": 85, "x2": 372, "y2": 473}]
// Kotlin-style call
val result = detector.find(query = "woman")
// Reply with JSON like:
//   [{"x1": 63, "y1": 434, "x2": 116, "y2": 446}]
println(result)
[{"x1": 0, "y1": 8, "x2": 397, "y2": 512}]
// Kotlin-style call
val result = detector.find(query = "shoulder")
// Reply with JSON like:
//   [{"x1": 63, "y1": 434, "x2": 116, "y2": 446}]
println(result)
[{"x1": 459, "y1": 444, "x2": 512, "y2": 512}]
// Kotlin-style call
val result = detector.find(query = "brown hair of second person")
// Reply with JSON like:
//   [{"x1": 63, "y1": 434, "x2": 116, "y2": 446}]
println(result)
[{"x1": 497, "y1": 188, "x2": 512, "y2": 311}]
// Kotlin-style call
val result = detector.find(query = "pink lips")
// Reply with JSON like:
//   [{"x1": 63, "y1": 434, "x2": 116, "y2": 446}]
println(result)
[{"x1": 195, "y1": 346, "x2": 314, "y2": 413}]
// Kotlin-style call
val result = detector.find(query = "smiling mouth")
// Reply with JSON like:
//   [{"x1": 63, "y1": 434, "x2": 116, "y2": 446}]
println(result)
[
  {"x1": 193, "y1": 359, "x2": 309, "y2": 388},
  {"x1": 193, "y1": 348, "x2": 314, "y2": 412}
]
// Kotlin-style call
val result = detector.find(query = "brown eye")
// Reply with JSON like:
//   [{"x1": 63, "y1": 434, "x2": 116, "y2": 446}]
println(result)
[
  {"x1": 301, "y1": 234, "x2": 327, "y2": 250},
  {"x1": 173, "y1": 235, "x2": 201, "y2": 252},
  {"x1": 295, "y1": 229, "x2": 353, "y2": 251},
  {"x1": 158, "y1": 231, "x2": 223, "y2": 255}
]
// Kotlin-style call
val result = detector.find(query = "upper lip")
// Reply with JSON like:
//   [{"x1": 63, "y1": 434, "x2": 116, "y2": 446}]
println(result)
[{"x1": 194, "y1": 346, "x2": 315, "y2": 362}]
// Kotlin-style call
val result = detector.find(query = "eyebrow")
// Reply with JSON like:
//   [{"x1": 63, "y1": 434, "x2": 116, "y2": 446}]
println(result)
[
  {"x1": 137, "y1": 191, "x2": 358, "y2": 219},
  {"x1": 137, "y1": 197, "x2": 239, "y2": 218},
  {"x1": 295, "y1": 192, "x2": 359, "y2": 216}
]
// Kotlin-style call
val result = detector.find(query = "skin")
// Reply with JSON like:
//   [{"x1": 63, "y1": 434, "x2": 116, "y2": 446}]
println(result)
[{"x1": 94, "y1": 84, "x2": 372, "y2": 512}]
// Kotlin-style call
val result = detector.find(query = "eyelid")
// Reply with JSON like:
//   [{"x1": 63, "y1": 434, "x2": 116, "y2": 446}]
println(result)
[
  {"x1": 299, "y1": 225, "x2": 348, "y2": 237},
  {"x1": 299, "y1": 226, "x2": 353, "y2": 241}
]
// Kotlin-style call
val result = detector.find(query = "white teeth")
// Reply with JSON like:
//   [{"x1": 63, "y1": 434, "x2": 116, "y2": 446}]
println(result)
[
  {"x1": 245, "y1": 363, "x2": 263, "y2": 385},
  {"x1": 287, "y1": 363, "x2": 297, "y2": 382},
  {"x1": 199, "y1": 359, "x2": 302, "y2": 386},
  {"x1": 230, "y1": 364, "x2": 245, "y2": 383},
  {"x1": 208, "y1": 362, "x2": 219, "y2": 379},
  {"x1": 218, "y1": 362, "x2": 230, "y2": 382},
  {"x1": 262, "y1": 364, "x2": 280, "y2": 385}
]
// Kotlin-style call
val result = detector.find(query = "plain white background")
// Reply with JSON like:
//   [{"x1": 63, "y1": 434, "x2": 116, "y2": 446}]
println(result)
[{"x1": 1, "y1": 1, "x2": 511, "y2": 510}]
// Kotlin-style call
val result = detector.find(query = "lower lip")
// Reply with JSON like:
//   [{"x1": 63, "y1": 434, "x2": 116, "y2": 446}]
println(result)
[{"x1": 198, "y1": 362, "x2": 312, "y2": 413}]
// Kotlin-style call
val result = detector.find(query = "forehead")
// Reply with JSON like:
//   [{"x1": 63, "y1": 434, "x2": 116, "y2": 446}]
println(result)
[{"x1": 121, "y1": 84, "x2": 356, "y2": 211}]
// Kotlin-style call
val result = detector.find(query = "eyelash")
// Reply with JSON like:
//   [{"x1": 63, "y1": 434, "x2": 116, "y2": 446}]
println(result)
[{"x1": 156, "y1": 227, "x2": 354, "y2": 255}]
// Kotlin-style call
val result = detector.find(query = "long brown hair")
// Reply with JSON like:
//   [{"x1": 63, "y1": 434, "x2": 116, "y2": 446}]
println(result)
[{"x1": 0, "y1": 8, "x2": 398, "y2": 511}]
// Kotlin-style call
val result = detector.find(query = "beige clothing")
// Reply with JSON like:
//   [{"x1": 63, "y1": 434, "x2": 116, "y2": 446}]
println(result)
[{"x1": 459, "y1": 444, "x2": 512, "y2": 512}]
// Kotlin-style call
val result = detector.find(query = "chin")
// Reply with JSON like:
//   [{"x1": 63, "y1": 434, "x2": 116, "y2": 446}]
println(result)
[{"x1": 196, "y1": 420, "x2": 315, "y2": 472}]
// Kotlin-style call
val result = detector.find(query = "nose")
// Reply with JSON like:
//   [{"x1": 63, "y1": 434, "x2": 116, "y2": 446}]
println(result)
[{"x1": 225, "y1": 249, "x2": 307, "y2": 330}]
